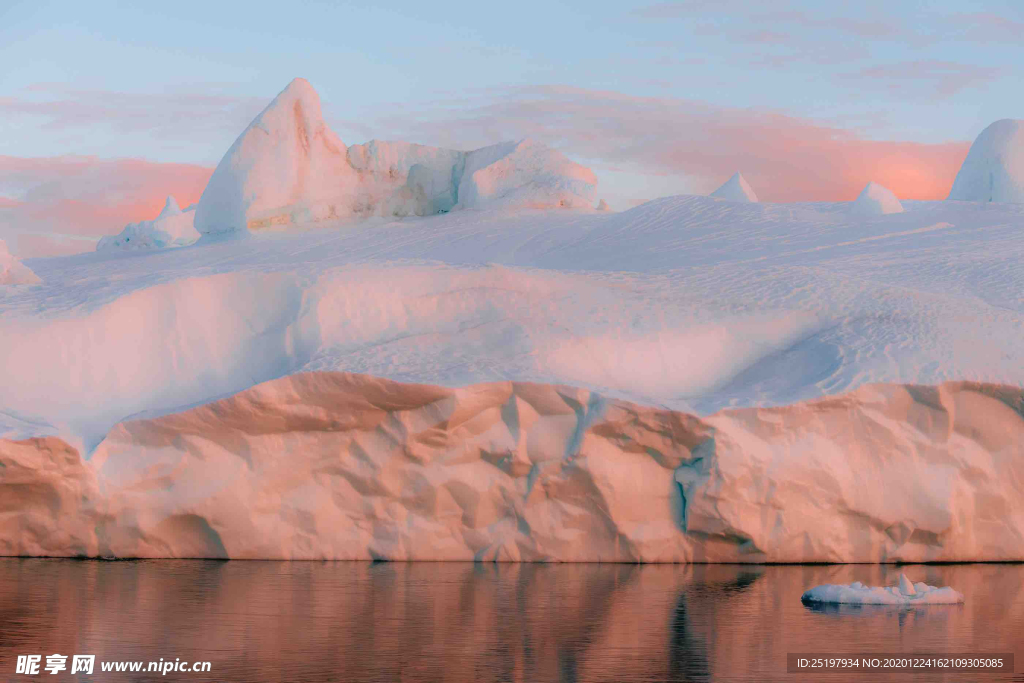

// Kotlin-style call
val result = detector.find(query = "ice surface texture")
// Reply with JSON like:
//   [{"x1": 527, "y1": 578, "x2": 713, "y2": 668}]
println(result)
[
  {"x1": 1, "y1": 374, "x2": 1022, "y2": 561},
  {"x1": 7, "y1": 195, "x2": 1023, "y2": 445},
  {"x1": 948, "y1": 119, "x2": 1024, "y2": 203},
  {"x1": 0, "y1": 239, "x2": 40, "y2": 284},
  {"x1": 192, "y1": 78, "x2": 596, "y2": 235},
  {"x1": 802, "y1": 573, "x2": 964, "y2": 605}
]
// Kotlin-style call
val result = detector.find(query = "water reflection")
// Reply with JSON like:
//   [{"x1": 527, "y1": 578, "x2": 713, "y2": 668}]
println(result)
[{"x1": 0, "y1": 560, "x2": 1020, "y2": 682}]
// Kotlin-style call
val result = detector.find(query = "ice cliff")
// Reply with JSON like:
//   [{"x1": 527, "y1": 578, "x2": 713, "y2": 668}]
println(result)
[
  {"x1": 193, "y1": 78, "x2": 597, "y2": 234},
  {"x1": 2, "y1": 373, "x2": 1021, "y2": 562}
]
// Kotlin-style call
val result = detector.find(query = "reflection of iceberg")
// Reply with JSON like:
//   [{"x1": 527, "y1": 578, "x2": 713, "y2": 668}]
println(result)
[{"x1": 801, "y1": 573, "x2": 963, "y2": 606}]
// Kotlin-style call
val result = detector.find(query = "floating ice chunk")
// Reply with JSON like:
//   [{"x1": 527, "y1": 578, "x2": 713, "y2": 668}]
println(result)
[{"x1": 801, "y1": 573, "x2": 963, "y2": 605}]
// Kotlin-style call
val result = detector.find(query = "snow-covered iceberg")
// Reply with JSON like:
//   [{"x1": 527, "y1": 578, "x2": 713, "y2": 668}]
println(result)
[
  {"x1": 0, "y1": 239, "x2": 41, "y2": 284},
  {"x1": 851, "y1": 181, "x2": 903, "y2": 215},
  {"x1": 4, "y1": 180, "x2": 1024, "y2": 562},
  {"x1": 97, "y1": 196, "x2": 200, "y2": 250},
  {"x1": 709, "y1": 172, "x2": 758, "y2": 203},
  {"x1": 802, "y1": 574, "x2": 964, "y2": 605},
  {"x1": 194, "y1": 78, "x2": 596, "y2": 234},
  {"x1": 947, "y1": 119, "x2": 1024, "y2": 203}
]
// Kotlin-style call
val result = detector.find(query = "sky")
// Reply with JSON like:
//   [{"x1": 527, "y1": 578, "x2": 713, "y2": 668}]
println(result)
[{"x1": 1, "y1": 0, "x2": 1021, "y2": 256}]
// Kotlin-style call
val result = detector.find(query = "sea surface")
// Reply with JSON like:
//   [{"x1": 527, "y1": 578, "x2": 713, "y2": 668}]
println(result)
[{"x1": 1, "y1": 560, "x2": 1021, "y2": 682}]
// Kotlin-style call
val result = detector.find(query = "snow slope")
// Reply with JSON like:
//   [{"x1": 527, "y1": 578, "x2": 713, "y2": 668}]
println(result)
[
  {"x1": 948, "y1": 119, "x2": 1024, "y2": 203},
  {"x1": 193, "y1": 78, "x2": 596, "y2": 234},
  {"x1": 851, "y1": 181, "x2": 903, "y2": 215},
  {"x1": 97, "y1": 196, "x2": 200, "y2": 250},
  {"x1": 3, "y1": 195, "x2": 1024, "y2": 443},
  {"x1": 709, "y1": 172, "x2": 758, "y2": 202},
  {"x1": 0, "y1": 239, "x2": 41, "y2": 285},
  {"x1": 802, "y1": 574, "x2": 964, "y2": 605},
  {"x1": 2, "y1": 374, "x2": 1021, "y2": 562},
  {"x1": 3, "y1": 190, "x2": 1023, "y2": 562}
]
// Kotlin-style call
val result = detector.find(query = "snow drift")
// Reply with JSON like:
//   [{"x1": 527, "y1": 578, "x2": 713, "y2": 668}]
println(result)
[
  {"x1": 802, "y1": 574, "x2": 964, "y2": 605},
  {"x1": 851, "y1": 181, "x2": 903, "y2": 215},
  {"x1": 193, "y1": 78, "x2": 596, "y2": 234},
  {"x1": 0, "y1": 239, "x2": 41, "y2": 285},
  {"x1": 947, "y1": 119, "x2": 1024, "y2": 203},
  {"x1": 97, "y1": 196, "x2": 200, "y2": 250},
  {"x1": 709, "y1": 172, "x2": 758, "y2": 203},
  {"x1": 1, "y1": 374, "x2": 1021, "y2": 562}
]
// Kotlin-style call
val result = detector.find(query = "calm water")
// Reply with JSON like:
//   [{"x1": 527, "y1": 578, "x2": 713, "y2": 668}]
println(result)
[{"x1": 1, "y1": 560, "x2": 1022, "y2": 682}]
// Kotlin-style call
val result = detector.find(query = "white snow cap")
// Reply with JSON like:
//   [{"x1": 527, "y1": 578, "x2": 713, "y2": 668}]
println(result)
[
  {"x1": 710, "y1": 172, "x2": 758, "y2": 203},
  {"x1": 851, "y1": 181, "x2": 904, "y2": 215},
  {"x1": 0, "y1": 239, "x2": 41, "y2": 285},
  {"x1": 194, "y1": 78, "x2": 598, "y2": 234},
  {"x1": 948, "y1": 119, "x2": 1024, "y2": 203},
  {"x1": 97, "y1": 196, "x2": 200, "y2": 251}
]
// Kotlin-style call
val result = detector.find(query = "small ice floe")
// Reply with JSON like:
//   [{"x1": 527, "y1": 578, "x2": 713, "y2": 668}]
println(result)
[{"x1": 801, "y1": 573, "x2": 964, "y2": 605}]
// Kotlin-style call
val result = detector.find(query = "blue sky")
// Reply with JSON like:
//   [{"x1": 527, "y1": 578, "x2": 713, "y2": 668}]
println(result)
[{"x1": 0, "y1": 0, "x2": 1021, "y2": 252}]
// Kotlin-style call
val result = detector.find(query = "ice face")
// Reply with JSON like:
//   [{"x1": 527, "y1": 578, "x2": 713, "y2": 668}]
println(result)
[{"x1": 2, "y1": 373, "x2": 1023, "y2": 563}]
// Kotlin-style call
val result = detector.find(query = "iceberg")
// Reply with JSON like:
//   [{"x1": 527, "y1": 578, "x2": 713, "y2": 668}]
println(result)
[
  {"x1": 4, "y1": 150, "x2": 1024, "y2": 562},
  {"x1": 947, "y1": 119, "x2": 1024, "y2": 203},
  {"x1": 193, "y1": 78, "x2": 596, "y2": 234},
  {"x1": 0, "y1": 239, "x2": 41, "y2": 284},
  {"x1": 801, "y1": 574, "x2": 964, "y2": 605},
  {"x1": 97, "y1": 196, "x2": 201, "y2": 250},
  {"x1": 709, "y1": 172, "x2": 758, "y2": 203},
  {"x1": 850, "y1": 181, "x2": 903, "y2": 215}
]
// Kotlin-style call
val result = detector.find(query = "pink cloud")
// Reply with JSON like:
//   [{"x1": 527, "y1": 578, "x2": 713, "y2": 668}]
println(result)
[
  {"x1": 0, "y1": 156, "x2": 212, "y2": 257},
  {"x1": 375, "y1": 85, "x2": 970, "y2": 203},
  {"x1": 0, "y1": 87, "x2": 265, "y2": 140},
  {"x1": 840, "y1": 60, "x2": 1004, "y2": 98}
]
